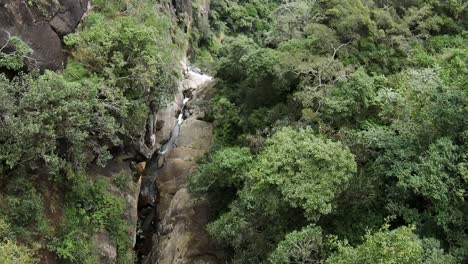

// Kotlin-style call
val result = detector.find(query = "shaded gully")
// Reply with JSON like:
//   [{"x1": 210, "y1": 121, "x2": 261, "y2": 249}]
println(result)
[{"x1": 134, "y1": 65, "x2": 212, "y2": 262}]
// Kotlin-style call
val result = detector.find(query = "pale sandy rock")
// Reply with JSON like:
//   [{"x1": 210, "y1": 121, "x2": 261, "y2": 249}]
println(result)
[
  {"x1": 97, "y1": 232, "x2": 117, "y2": 264},
  {"x1": 155, "y1": 102, "x2": 179, "y2": 145},
  {"x1": 176, "y1": 119, "x2": 213, "y2": 150},
  {"x1": 143, "y1": 59, "x2": 220, "y2": 264}
]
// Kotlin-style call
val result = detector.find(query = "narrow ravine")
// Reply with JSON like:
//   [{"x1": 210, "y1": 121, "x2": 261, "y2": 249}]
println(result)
[{"x1": 134, "y1": 63, "x2": 213, "y2": 262}]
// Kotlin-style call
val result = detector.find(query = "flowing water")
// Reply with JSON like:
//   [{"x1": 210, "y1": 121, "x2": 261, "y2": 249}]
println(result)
[{"x1": 134, "y1": 65, "x2": 212, "y2": 262}]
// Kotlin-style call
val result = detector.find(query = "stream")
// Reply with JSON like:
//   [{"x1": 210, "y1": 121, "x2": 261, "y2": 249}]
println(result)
[{"x1": 134, "y1": 64, "x2": 213, "y2": 262}]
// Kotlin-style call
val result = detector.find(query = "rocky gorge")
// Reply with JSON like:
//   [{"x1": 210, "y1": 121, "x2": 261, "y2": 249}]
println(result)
[
  {"x1": 92, "y1": 60, "x2": 220, "y2": 264},
  {"x1": 138, "y1": 61, "x2": 221, "y2": 264},
  {"x1": 0, "y1": 0, "x2": 222, "y2": 263}
]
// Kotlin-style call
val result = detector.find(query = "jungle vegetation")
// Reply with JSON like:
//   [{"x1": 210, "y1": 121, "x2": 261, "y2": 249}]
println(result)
[{"x1": 188, "y1": 0, "x2": 467, "y2": 263}]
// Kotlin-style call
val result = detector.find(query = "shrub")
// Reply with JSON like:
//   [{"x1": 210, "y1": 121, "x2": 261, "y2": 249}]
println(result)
[{"x1": 0, "y1": 240, "x2": 36, "y2": 264}]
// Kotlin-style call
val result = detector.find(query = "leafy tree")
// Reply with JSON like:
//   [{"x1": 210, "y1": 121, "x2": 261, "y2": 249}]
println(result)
[
  {"x1": 209, "y1": 0, "x2": 278, "y2": 40},
  {"x1": 320, "y1": 69, "x2": 386, "y2": 127},
  {"x1": 248, "y1": 127, "x2": 356, "y2": 220},
  {"x1": 211, "y1": 97, "x2": 242, "y2": 144},
  {"x1": 0, "y1": 240, "x2": 36, "y2": 264},
  {"x1": 326, "y1": 226, "x2": 455, "y2": 264},
  {"x1": 0, "y1": 72, "x2": 123, "y2": 175},
  {"x1": 50, "y1": 173, "x2": 130, "y2": 264},
  {"x1": 0, "y1": 32, "x2": 32, "y2": 71},
  {"x1": 268, "y1": 225, "x2": 324, "y2": 264},
  {"x1": 207, "y1": 127, "x2": 356, "y2": 262},
  {"x1": 216, "y1": 36, "x2": 290, "y2": 110},
  {"x1": 189, "y1": 146, "x2": 252, "y2": 194},
  {"x1": 200, "y1": 0, "x2": 467, "y2": 263},
  {"x1": 65, "y1": 7, "x2": 183, "y2": 137}
]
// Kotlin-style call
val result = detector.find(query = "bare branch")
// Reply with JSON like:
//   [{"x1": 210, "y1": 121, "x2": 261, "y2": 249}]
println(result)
[
  {"x1": 330, "y1": 40, "x2": 352, "y2": 60},
  {"x1": 0, "y1": 29, "x2": 12, "y2": 52}
]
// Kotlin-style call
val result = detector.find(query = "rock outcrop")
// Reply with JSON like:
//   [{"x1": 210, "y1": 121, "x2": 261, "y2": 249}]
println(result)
[
  {"x1": 0, "y1": 0, "x2": 88, "y2": 71},
  {"x1": 91, "y1": 157, "x2": 142, "y2": 264},
  {"x1": 139, "y1": 62, "x2": 221, "y2": 264}
]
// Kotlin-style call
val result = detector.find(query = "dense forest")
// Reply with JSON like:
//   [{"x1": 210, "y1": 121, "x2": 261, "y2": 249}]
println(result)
[
  {"x1": 0, "y1": 0, "x2": 467, "y2": 263},
  {"x1": 188, "y1": 0, "x2": 467, "y2": 263},
  {"x1": 0, "y1": 0, "x2": 185, "y2": 263}
]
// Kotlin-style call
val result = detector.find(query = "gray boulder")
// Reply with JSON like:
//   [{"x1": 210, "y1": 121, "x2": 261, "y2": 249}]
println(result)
[{"x1": 0, "y1": 0, "x2": 88, "y2": 71}]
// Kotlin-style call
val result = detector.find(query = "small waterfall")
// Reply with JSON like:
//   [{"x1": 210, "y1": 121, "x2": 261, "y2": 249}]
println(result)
[{"x1": 134, "y1": 64, "x2": 212, "y2": 262}]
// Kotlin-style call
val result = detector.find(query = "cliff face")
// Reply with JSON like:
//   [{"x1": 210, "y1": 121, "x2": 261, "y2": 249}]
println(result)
[
  {"x1": 141, "y1": 62, "x2": 222, "y2": 264},
  {"x1": 0, "y1": 0, "x2": 88, "y2": 71},
  {"x1": 0, "y1": 1, "x2": 221, "y2": 263},
  {"x1": 136, "y1": 1, "x2": 222, "y2": 262}
]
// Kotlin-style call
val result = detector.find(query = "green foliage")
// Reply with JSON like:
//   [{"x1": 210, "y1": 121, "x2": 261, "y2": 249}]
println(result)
[
  {"x1": 268, "y1": 225, "x2": 324, "y2": 264},
  {"x1": 0, "y1": 240, "x2": 37, "y2": 264},
  {"x1": 91, "y1": 0, "x2": 127, "y2": 16},
  {"x1": 249, "y1": 127, "x2": 356, "y2": 219},
  {"x1": 216, "y1": 36, "x2": 290, "y2": 110},
  {"x1": 113, "y1": 171, "x2": 133, "y2": 192},
  {"x1": 396, "y1": 138, "x2": 467, "y2": 248},
  {"x1": 0, "y1": 0, "x2": 466, "y2": 262},
  {"x1": 0, "y1": 177, "x2": 48, "y2": 240},
  {"x1": 0, "y1": 219, "x2": 14, "y2": 241},
  {"x1": 206, "y1": 127, "x2": 356, "y2": 262},
  {"x1": 0, "y1": 35, "x2": 32, "y2": 71},
  {"x1": 189, "y1": 146, "x2": 252, "y2": 215},
  {"x1": 0, "y1": 72, "x2": 123, "y2": 176},
  {"x1": 211, "y1": 97, "x2": 241, "y2": 144},
  {"x1": 200, "y1": 0, "x2": 467, "y2": 263},
  {"x1": 26, "y1": 0, "x2": 59, "y2": 17},
  {"x1": 209, "y1": 0, "x2": 278, "y2": 40},
  {"x1": 50, "y1": 174, "x2": 131, "y2": 263},
  {"x1": 326, "y1": 226, "x2": 455, "y2": 264},
  {"x1": 421, "y1": 238, "x2": 458, "y2": 264},
  {"x1": 62, "y1": 60, "x2": 90, "y2": 82},
  {"x1": 189, "y1": 147, "x2": 252, "y2": 194},
  {"x1": 349, "y1": 68, "x2": 467, "y2": 250},
  {"x1": 49, "y1": 230, "x2": 97, "y2": 264},
  {"x1": 1, "y1": 0, "x2": 188, "y2": 261},
  {"x1": 68, "y1": 8, "x2": 183, "y2": 137},
  {"x1": 320, "y1": 69, "x2": 386, "y2": 127}
]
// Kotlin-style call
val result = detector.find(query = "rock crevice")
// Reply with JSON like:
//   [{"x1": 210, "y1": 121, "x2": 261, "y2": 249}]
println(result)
[{"x1": 137, "y1": 62, "x2": 221, "y2": 264}]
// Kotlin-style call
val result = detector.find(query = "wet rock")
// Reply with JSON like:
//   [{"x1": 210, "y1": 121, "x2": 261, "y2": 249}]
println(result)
[
  {"x1": 155, "y1": 188, "x2": 220, "y2": 264},
  {"x1": 143, "y1": 65, "x2": 221, "y2": 264},
  {"x1": 155, "y1": 102, "x2": 179, "y2": 145},
  {"x1": 156, "y1": 120, "x2": 165, "y2": 130},
  {"x1": 175, "y1": 119, "x2": 213, "y2": 150}
]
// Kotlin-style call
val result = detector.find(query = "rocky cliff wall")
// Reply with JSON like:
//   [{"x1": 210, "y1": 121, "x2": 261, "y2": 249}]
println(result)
[
  {"x1": 141, "y1": 61, "x2": 222, "y2": 264},
  {"x1": 0, "y1": 0, "x2": 88, "y2": 71}
]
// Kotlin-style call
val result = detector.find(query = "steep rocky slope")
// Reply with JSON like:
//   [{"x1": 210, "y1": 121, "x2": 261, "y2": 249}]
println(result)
[
  {"x1": 0, "y1": 0, "x2": 89, "y2": 71},
  {"x1": 141, "y1": 62, "x2": 222, "y2": 264}
]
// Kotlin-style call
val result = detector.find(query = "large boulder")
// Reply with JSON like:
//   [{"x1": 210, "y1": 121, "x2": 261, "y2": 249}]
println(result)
[
  {"x1": 51, "y1": 0, "x2": 89, "y2": 36},
  {"x1": 0, "y1": 0, "x2": 88, "y2": 71},
  {"x1": 146, "y1": 117, "x2": 220, "y2": 264}
]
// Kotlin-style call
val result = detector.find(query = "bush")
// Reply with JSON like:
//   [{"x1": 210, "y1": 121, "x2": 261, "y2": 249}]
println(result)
[
  {"x1": 0, "y1": 219, "x2": 14, "y2": 241},
  {"x1": 0, "y1": 178, "x2": 46, "y2": 234},
  {"x1": 50, "y1": 174, "x2": 131, "y2": 264},
  {"x1": 0, "y1": 35, "x2": 32, "y2": 70},
  {"x1": 113, "y1": 171, "x2": 133, "y2": 192},
  {"x1": 0, "y1": 240, "x2": 36, "y2": 264}
]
